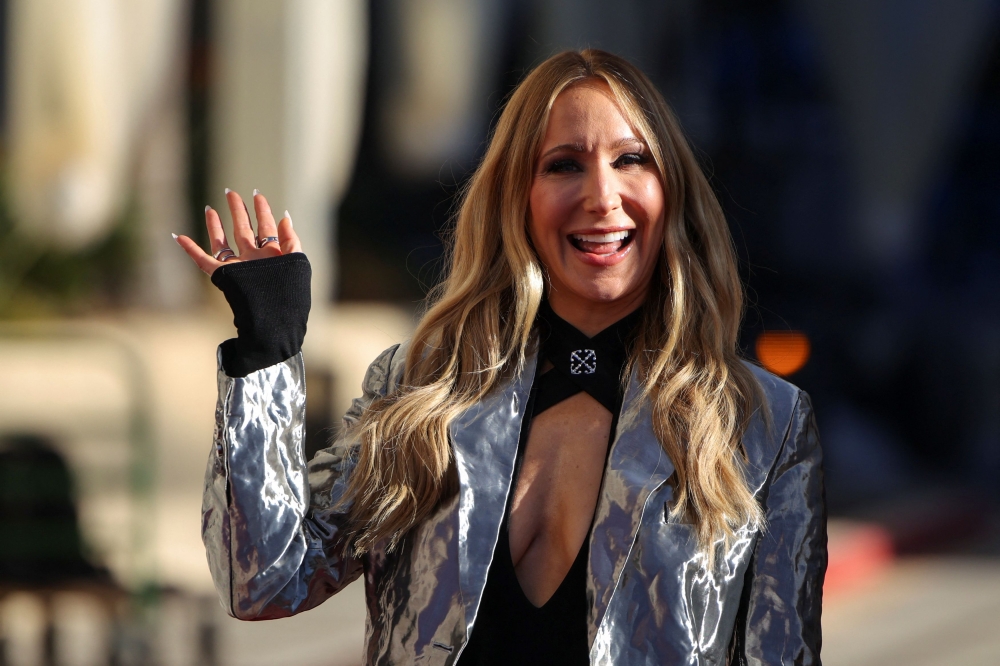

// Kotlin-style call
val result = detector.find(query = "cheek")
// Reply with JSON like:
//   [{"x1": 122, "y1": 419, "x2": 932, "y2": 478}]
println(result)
[
  {"x1": 526, "y1": 192, "x2": 544, "y2": 251},
  {"x1": 638, "y1": 176, "x2": 666, "y2": 224},
  {"x1": 527, "y1": 184, "x2": 562, "y2": 261},
  {"x1": 633, "y1": 178, "x2": 666, "y2": 247},
  {"x1": 529, "y1": 180, "x2": 576, "y2": 234},
  {"x1": 624, "y1": 181, "x2": 665, "y2": 284}
]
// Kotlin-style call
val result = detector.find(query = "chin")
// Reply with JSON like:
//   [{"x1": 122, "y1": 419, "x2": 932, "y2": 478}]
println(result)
[{"x1": 566, "y1": 281, "x2": 635, "y2": 307}]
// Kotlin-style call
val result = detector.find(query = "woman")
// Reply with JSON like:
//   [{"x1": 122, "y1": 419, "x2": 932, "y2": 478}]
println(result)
[{"x1": 177, "y1": 49, "x2": 825, "y2": 665}]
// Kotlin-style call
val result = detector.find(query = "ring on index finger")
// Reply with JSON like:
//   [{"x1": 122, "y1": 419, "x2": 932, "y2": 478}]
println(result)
[
  {"x1": 257, "y1": 236, "x2": 280, "y2": 249},
  {"x1": 214, "y1": 248, "x2": 237, "y2": 262}
]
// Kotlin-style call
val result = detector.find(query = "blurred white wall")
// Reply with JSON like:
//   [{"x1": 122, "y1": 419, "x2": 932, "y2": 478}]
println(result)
[
  {"x1": 7, "y1": 0, "x2": 181, "y2": 247},
  {"x1": 212, "y1": 0, "x2": 368, "y2": 303},
  {"x1": 380, "y1": 0, "x2": 503, "y2": 177},
  {"x1": 6, "y1": 0, "x2": 200, "y2": 308},
  {"x1": 6, "y1": 0, "x2": 371, "y2": 309}
]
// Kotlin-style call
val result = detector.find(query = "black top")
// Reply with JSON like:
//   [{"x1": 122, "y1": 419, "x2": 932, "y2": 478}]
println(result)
[{"x1": 458, "y1": 302, "x2": 641, "y2": 665}]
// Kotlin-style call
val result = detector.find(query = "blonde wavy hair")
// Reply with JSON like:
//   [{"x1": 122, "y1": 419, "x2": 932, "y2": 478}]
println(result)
[{"x1": 344, "y1": 49, "x2": 764, "y2": 555}]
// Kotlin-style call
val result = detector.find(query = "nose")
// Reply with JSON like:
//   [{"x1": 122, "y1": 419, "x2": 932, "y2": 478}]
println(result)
[{"x1": 582, "y1": 163, "x2": 621, "y2": 216}]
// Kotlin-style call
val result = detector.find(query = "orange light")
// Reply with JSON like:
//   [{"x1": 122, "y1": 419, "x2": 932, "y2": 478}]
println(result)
[{"x1": 755, "y1": 331, "x2": 810, "y2": 377}]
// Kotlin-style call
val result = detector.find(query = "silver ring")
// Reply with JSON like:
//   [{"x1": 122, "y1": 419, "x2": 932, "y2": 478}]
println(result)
[
  {"x1": 257, "y1": 236, "x2": 280, "y2": 249},
  {"x1": 214, "y1": 248, "x2": 236, "y2": 261}
]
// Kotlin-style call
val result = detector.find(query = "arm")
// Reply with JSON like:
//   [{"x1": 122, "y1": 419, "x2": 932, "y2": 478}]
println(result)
[
  {"x1": 202, "y1": 343, "x2": 400, "y2": 620},
  {"x1": 181, "y1": 189, "x2": 397, "y2": 619},
  {"x1": 739, "y1": 391, "x2": 828, "y2": 665}
]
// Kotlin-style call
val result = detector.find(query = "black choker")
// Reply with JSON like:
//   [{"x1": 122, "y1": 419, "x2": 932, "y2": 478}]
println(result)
[{"x1": 532, "y1": 302, "x2": 642, "y2": 415}]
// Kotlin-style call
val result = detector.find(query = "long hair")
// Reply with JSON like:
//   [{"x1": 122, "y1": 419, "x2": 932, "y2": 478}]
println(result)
[{"x1": 344, "y1": 49, "x2": 763, "y2": 555}]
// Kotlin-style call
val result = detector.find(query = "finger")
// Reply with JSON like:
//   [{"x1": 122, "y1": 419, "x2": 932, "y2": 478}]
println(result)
[
  {"x1": 174, "y1": 234, "x2": 223, "y2": 276},
  {"x1": 253, "y1": 191, "x2": 279, "y2": 245},
  {"x1": 205, "y1": 206, "x2": 233, "y2": 256},
  {"x1": 278, "y1": 213, "x2": 302, "y2": 254},
  {"x1": 225, "y1": 188, "x2": 256, "y2": 253}
]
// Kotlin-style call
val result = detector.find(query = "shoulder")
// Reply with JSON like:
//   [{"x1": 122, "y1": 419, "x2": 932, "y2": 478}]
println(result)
[
  {"x1": 342, "y1": 341, "x2": 410, "y2": 427},
  {"x1": 740, "y1": 360, "x2": 815, "y2": 487},
  {"x1": 742, "y1": 360, "x2": 805, "y2": 428},
  {"x1": 363, "y1": 341, "x2": 410, "y2": 395}
]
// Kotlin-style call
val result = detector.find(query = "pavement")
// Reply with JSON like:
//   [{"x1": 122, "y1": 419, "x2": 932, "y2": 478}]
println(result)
[{"x1": 823, "y1": 556, "x2": 1000, "y2": 665}]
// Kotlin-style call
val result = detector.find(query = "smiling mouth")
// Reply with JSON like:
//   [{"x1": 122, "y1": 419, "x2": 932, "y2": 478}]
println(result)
[{"x1": 568, "y1": 229, "x2": 635, "y2": 255}]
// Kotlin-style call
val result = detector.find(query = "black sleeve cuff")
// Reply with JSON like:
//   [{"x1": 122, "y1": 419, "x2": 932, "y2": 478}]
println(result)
[{"x1": 211, "y1": 253, "x2": 312, "y2": 377}]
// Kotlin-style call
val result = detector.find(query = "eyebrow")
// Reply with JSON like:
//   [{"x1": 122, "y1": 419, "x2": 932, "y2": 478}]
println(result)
[{"x1": 539, "y1": 137, "x2": 645, "y2": 160}]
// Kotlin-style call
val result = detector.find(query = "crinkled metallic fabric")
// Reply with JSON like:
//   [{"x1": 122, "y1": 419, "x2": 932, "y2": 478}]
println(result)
[{"x1": 203, "y1": 345, "x2": 826, "y2": 665}]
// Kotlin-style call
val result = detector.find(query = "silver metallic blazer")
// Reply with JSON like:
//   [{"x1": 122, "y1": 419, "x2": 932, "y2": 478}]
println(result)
[{"x1": 202, "y1": 342, "x2": 826, "y2": 665}]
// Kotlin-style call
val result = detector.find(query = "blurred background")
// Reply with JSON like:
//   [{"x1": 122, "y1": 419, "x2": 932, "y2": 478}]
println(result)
[{"x1": 0, "y1": 0, "x2": 997, "y2": 664}]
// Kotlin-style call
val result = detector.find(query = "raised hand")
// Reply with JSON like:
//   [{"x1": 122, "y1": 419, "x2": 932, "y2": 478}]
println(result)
[{"x1": 175, "y1": 189, "x2": 303, "y2": 275}]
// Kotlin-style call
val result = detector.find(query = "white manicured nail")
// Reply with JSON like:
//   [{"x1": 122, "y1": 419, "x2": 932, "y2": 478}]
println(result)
[
  {"x1": 284, "y1": 210, "x2": 292, "y2": 227},
  {"x1": 224, "y1": 187, "x2": 231, "y2": 195},
  {"x1": 171, "y1": 233, "x2": 179, "y2": 241},
  {"x1": 204, "y1": 205, "x2": 211, "y2": 213},
  {"x1": 252, "y1": 188, "x2": 260, "y2": 197}
]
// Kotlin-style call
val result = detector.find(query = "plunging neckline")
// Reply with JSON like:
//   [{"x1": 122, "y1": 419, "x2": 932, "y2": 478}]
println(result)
[
  {"x1": 505, "y1": 305, "x2": 641, "y2": 604},
  {"x1": 499, "y1": 499, "x2": 591, "y2": 610},
  {"x1": 456, "y1": 303, "x2": 642, "y2": 665}
]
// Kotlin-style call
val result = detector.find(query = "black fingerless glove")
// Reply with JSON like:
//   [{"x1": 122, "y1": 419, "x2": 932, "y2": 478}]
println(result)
[{"x1": 211, "y1": 253, "x2": 312, "y2": 377}]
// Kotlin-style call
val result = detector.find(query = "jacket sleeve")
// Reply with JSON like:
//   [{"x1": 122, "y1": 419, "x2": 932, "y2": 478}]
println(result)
[
  {"x1": 741, "y1": 390, "x2": 828, "y2": 665},
  {"x1": 201, "y1": 344, "x2": 401, "y2": 620}
]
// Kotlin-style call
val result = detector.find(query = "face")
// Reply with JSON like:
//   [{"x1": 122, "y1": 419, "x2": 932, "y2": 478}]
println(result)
[{"x1": 528, "y1": 81, "x2": 665, "y2": 330}]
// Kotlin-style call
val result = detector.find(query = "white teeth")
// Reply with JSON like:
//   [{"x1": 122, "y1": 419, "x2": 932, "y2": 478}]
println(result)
[{"x1": 571, "y1": 230, "x2": 631, "y2": 243}]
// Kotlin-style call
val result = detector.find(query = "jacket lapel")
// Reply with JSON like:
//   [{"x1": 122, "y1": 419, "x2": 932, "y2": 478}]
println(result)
[
  {"x1": 447, "y1": 353, "x2": 674, "y2": 647},
  {"x1": 450, "y1": 351, "x2": 537, "y2": 632},
  {"x1": 587, "y1": 370, "x2": 675, "y2": 646}
]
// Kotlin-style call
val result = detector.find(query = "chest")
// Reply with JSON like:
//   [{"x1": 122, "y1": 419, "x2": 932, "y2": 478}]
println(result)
[
  {"x1": 510, "y1": 393, "x2": 611, "y2": 536},
  {"x1": 506, "y1": 389, "x2": 613, "y2": 604}
]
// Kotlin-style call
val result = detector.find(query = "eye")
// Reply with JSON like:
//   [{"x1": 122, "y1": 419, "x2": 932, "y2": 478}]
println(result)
[
  {"x1": 544, "y1": 158, "x2": 582, "y2": 174},
  {"x1": 613, "y1": 152, "x2": 647, "y2": 168}
]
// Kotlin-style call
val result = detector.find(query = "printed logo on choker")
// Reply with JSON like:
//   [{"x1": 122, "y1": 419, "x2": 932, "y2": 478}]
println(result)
[{"x1": 570, "y1": 349, "x2": 597, "y2": 375}]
